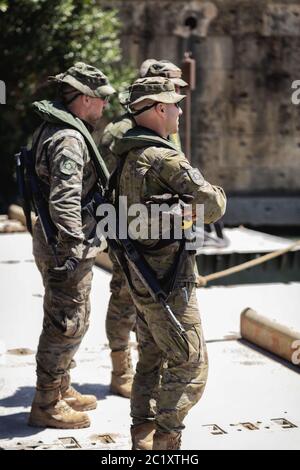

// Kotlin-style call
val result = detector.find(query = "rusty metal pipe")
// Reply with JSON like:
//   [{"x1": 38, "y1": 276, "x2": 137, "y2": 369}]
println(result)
[
  {"x1": 241, "y1": 308, "x2": 300, "y2": 366},
  {"x1": 181, "y1": 52, "x2": 196, "y2": 161}
]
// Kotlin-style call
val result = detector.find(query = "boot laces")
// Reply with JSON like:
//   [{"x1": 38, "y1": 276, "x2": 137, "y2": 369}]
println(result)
[{"x1": 55, "y1": 400, "x2": 73, "y2": 415}]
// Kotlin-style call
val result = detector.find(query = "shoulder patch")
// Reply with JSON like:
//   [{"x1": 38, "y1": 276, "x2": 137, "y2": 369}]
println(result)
[
  {"x1": 60, "y1": 147, "x2": 83, "y2": 165},
  {"x1": 59, "y1": 157, "x2": 78, "y2": 176},
  {"x1": 188, "y1": 168, "x2": 204, "y2": 186},
  {"x1": 179, "y1": 162, "x2": 204, "y2": 186}
]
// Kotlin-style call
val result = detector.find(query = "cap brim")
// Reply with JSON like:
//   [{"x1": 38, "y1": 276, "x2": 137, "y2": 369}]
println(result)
[
  {"x1": 131, "y1": 91, "x2": 186, "y2": 106},
  {"x1": 139, "y1": 59, "x2": 158, "y2": 77},
  {"x1": 48, "y1": 75, "x2": 116, "y2": 97},
  {"x1": 48, "y1": 74, "x2": 64, "y2": 83},
  {"x1": 170, "y1": 77, "x2": 188, "y2": 88},
  {"x1": 96, "y1": 84, "x2": 116, "y2": 97}
]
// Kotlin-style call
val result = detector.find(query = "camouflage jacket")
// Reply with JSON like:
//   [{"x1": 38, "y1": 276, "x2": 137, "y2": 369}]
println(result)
[
  {"x1": 31, "y1": 105, "x2": 102, "y2": 261},
  {"x1": 115, "y1": 126, "x2": 226, "y2": 284}
]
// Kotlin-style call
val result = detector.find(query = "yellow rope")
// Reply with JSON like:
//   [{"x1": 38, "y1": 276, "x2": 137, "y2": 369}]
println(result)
[{"x1": 197, "y1": 239, "x2": 300, "y2": 287}]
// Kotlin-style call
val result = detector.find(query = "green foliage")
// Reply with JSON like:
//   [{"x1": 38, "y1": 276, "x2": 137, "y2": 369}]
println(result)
[{"x1": 0, "y1": 0, "x2": 135, "y2": 210}]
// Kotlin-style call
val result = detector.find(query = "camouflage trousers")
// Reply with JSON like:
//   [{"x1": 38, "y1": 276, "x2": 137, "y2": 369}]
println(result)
[
  {"x1": 34, "y1": 256, "x2": 95, "y2": 393},
  {"x1": 128, "y1": 272, "x2": 209, "y2": 433},
  {"x1": 105, "y1": 252, "x2": 136, "y2": 352}
]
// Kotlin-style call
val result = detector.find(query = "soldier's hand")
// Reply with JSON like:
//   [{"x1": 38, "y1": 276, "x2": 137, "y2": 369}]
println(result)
[{"x1": 48, "y1": 257, "x2": 80, "y2": 281}]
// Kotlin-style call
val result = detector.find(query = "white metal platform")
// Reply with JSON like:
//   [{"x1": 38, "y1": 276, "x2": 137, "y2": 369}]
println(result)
[
  {"x1": 0, "y1": 233, "x2": 299, "y2": 450},
  {"x1": 200, "y1": 226, "x2": 298, "y2": 255}
]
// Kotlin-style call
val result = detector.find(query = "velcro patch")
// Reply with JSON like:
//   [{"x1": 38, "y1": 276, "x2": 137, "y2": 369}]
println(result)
[
  {"x1": 187, "y1": 168, "x2": 204, "y2": 186},
  {"x1": 59, "y1": 158, "x2": 78, "y2": 176},
  {"x1": 179, "y1": 161, "x2": 204, "y2": 186}
]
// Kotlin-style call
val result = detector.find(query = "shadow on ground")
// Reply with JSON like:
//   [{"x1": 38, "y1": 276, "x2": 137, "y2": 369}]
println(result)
[
  {"x1": 0, "y1": 412, "x2": 40, "y2": 439},
  {"x1": 0, "y1": 383, "x2": 109, "y2": 409},
  {"x1": 0, "y1": 386, "x2": 34, "y2": 409},
  {"x1": 239, "y1": 339, "x2": 300, "y2": 374},
  {"x1": 0, "y1": 382, "x2": 110, "y2": 440}
]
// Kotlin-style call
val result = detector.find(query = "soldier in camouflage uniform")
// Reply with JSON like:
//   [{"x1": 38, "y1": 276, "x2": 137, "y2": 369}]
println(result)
[
  {"x1": 113, "y1": 77, "x2": 226, "y2": 450},
  {"x1": 28, "y1": 62, "x2": 115, "y2": 429},
  {"x1": 99, "y1": 60, "x2": 187, "y2": 399}
]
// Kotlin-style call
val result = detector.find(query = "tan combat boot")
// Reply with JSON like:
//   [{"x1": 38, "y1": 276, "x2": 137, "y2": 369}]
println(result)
[
  {"x1": 61, "y1": 385, "x2": 97, "y2": 411},
  {"x1": 28, "y1": 389, "x2": 90, "y2": 429},
  {"x1": 61, "y1": 373, "x2": 97, "y2": 411},
  {"x1": 110, "y1": 349, "x2": 134, "y2": 399},
  {"x1": 152, "y1": 431, "x2": 182, "y2": 450},
  {"x1": 131, "y1": 422, "x2": 156, "y2": 450}
]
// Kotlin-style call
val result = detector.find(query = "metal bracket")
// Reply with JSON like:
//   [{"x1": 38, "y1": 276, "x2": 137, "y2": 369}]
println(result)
[
  {"x1": 202, "y1": 424, "x2": 227, "y2": 435},
  {"x1": 271, "y1": 418, "x2": 298, "y2": 429},
  {"x1": 58, "y1": 437, "x2": 81, "y2": 449}
]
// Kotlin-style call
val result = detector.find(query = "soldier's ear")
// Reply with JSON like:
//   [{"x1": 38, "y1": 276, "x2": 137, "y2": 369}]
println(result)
[{"x1": 82, "y1": 95, "x2": 91, "y2": 106}]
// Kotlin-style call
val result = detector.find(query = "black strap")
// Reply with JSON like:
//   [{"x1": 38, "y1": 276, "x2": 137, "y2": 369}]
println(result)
[
  {"x1": 17, "y1": 149, "x2": 33, "y2": 234},
  {"x1": 32, "y1": 122, "x2": 48, "y2": 155},
  {"x1": 130, "y1": 102, "x2": 157, "y2": 116},
  {"x1": 22, "y1": 123, "x2": 48, "y2": 230},
  {"x1": 61, "y1": 89, "x2": 83, "y2": 106},
  {"x1": 162, "y1": 238, "x2": 187, "y2": 296}
]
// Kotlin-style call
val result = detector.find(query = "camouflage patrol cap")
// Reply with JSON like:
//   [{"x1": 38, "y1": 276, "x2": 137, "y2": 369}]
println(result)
[
  {"x1": 127, "y1": 77, "x2": 186, "y2": 107},
  {"x1": 139, "y1": 59, "x2": 188, "y2": 88},
  {"x1": 49, "y1": 62, "x2": 115, "y2": 98}
]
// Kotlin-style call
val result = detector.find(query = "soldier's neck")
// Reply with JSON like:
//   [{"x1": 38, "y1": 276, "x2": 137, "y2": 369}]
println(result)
[
  {"x1": 67, "y1": 107, "x2": 94, "y2": 133},
  {"x1": 136, "y1": 125, "x2": 169, "y2": 140},
  {"x1": 139, "y1": 123, "x2": 168, "y2": 139}
]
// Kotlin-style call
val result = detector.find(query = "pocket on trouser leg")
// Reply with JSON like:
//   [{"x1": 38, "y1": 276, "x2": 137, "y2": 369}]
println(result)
[
  {"x1": 184, "y1": 324, "x2": 205, "y2": 363},
  {"x1": 61, "y1": 302, "x2": 88, "y2": 339},
  {"x1": 165, "y1": 324, "x2": 204, "y2": 364},
  {"x1": 63, "y1": 312, "x2": 81, "y2": 338}
]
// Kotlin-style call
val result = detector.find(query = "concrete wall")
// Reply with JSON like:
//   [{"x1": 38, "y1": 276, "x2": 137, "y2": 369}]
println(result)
[{"x1": 100, "y1": 0, "x2": 300, "y2": 224}]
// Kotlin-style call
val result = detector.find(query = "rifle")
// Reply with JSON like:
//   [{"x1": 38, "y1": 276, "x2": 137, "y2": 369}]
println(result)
[
  {"x1": 15, "y1": 146, "x2": 59, "y2": 265},
  {"x1": 91, "y1": 191, "x2": 187, "y2": 338}
]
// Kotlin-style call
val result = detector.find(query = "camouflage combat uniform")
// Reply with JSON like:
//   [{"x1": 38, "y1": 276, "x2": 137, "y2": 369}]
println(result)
[
  {"x1": 28, "y1": 63, "x2": 115, "y2": 429},
  {"x1": 32, "y1": 124, "x2": 99, "y2": 392},
  {"x1": 99, "y1": 60, "x2": 188, "y2": 398},
  {"x1": 115, "y1": 77, "x2": 226, "y2": 449}
]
